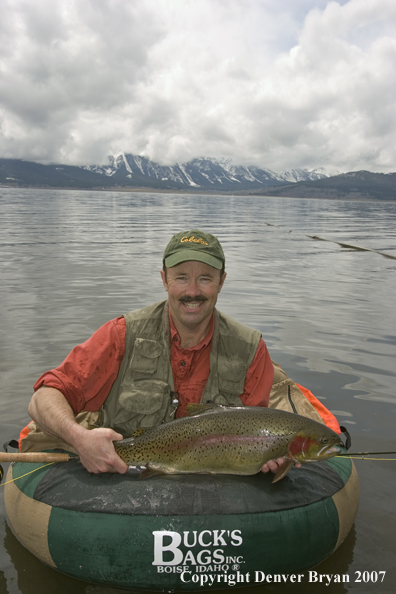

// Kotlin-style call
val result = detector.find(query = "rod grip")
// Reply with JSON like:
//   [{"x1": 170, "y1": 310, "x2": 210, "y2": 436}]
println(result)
[{"x1": 0, "y1": 452, "x2": 77, "y2": 463}]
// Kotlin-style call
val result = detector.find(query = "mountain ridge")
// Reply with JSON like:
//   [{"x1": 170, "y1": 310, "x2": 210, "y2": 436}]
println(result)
[
  {"x1": 83, "y1": 153, "x2": 336, "y2": 190},
  {"x1": 247, "y1": 170, "x2": 396, "y2": 201},
  {"x1": 0, "y1": 155, "x2": 394, "y2": 200}
]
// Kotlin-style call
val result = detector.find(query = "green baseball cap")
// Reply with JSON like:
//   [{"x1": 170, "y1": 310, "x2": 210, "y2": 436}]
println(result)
[{"x1": 163, "y1": 229, "x2": 225, "y2": 270}]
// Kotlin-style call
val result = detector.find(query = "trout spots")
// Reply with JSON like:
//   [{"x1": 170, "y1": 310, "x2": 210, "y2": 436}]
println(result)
[{"x1": 114, "y1": 406, "x2": 341, "y2": 477}]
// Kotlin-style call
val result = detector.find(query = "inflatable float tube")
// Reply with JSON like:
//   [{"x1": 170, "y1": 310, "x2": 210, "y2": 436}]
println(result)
[{"x1": 4, "y1": 454, "x2": 359, "y2": 591}]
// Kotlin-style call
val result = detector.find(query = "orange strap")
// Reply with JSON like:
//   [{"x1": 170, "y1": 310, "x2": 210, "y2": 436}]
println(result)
[
  {"x1": 18, "y1": 423, "x2": 31, "y2": 451},
  {"x1": 296, "y1": 384, "x2": 341, "y2": 434}
]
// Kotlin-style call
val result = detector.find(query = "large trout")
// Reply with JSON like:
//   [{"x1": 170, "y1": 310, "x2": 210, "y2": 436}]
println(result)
[{"x1": 114, "y1": 405, "x2": 342, "y2": 482}]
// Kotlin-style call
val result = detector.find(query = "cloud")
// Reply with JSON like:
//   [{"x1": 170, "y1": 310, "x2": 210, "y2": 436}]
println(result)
[{"x1": 0, "y1": 0, "x2": 395, "y2": 172}]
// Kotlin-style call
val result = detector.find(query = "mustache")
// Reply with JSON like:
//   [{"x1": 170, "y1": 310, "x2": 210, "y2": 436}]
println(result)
[{"x1": 179, "y1": 295, "x2": 208, "y2": 303}]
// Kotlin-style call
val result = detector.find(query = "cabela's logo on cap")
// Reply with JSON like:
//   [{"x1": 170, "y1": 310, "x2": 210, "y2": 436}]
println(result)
[
  {"x1": 163, "y1": 229, "x2": 224, "y2": 270},
  {"x1": 180, "y1": 235, "x2": 209, "y2": 246}
]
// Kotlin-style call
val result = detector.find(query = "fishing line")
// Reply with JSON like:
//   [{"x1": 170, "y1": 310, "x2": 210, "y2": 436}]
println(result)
[
  {"x1": 336, "y1": 451, "x2": 396, "y2": 460},
  {"x1": 0, "y1": 462, "x2": 54, "y2": 486},
  {"x1": 337, "y1": 451, "x2": 396, "y2": 456},
  {"x1": 1, "y1": 448, "x2": 394, "y2": 486},
  {"x1": 336, "y1": 456, "x2": 396, "y2": 460}
]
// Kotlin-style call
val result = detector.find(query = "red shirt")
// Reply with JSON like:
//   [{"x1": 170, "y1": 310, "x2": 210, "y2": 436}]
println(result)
[{"x1": 34, "y1": 314, "x2": 274, "y2": 417}]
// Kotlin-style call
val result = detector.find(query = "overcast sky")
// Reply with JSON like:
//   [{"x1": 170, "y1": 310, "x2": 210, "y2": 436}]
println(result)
[{"x1": 0, "y1": 0, "x2": 395, "y2": 173}]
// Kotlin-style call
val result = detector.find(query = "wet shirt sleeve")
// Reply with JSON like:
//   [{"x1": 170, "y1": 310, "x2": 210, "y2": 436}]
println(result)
[
  {"x1": 33, "y1": 317, "x2": 126, "y2": 415},
  {"x1": 239, "y1": 339, "x2": 274, "y2": 407}
]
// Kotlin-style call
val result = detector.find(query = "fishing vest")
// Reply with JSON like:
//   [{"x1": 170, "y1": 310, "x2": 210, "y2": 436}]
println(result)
[
  {"x1": 97, "y1": 300, "x2": 262, "y2": 437},
  {"x1": 19, "y1": 301, "x2": 325, "y2": 453}
]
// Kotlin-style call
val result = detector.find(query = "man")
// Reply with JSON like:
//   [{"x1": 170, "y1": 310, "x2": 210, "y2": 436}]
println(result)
[{"x1": 24, "y1": 230, "x2": 340, "y2": 475}]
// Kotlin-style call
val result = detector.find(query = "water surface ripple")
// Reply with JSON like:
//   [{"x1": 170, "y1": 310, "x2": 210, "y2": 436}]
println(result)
[{"x1": 1, "y1": 188, "x2": 395, "y2": 593}]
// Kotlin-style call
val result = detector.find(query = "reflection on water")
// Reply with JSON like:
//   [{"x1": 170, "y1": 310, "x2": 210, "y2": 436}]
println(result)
[{"x1": 1, "y1": 188, "x2": 396, "y2": 593}]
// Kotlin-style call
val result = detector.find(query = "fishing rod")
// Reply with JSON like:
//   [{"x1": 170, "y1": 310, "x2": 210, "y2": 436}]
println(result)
[
  {"x1": 337, "y1": 427, "x2": 396, "y2": 457},
  {"x1": 337, "y1": 451, "x2": 396, "y2": 456},
  {"x1": 0, "y1": 452, "x2": 79, "y2": 485},
  {"x1": 1, "y1": 450, "x2": 395, "y2": 486},
  {"x1": 1, "y1": 450, "x2": 395, "y2": 465},
  {"x1": 0, "y1": 452, "x2": 78, "y2": 463},
  {"x1": 1, "y1": 450, "x2": 396, "y2": 463}
]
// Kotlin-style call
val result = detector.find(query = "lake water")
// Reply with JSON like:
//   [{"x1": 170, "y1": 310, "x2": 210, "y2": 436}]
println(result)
[{"x1": 0, "y1": 188, "x2": 395, "y2": 594}]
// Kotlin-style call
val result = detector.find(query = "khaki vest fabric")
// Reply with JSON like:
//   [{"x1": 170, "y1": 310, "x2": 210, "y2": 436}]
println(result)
[
  {"x1": 268, "y1": 361, "x2": 324, "y2": 424},
  {"x1": 98, "y1": 300, "x2": 262, "y2": 436},
  {"x1": 20, "y1": 301, "x2": 325, "y2": 453}
]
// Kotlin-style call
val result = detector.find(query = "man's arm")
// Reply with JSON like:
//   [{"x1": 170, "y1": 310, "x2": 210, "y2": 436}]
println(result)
[{"x1": 28, "y1": 386, "x2": 128, "y2": 474}]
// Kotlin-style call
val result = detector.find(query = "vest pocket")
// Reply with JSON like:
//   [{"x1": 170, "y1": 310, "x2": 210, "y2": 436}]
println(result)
[
  {"x1": 129, "y1": 338, "x2": 163, "y2": 375},
  {"x1": 119, "y1": 380, "x2": 169, "y2": 413},
  {"x1": 217, "y1": 355, "x2": 246, "y2": 395},
  {"x1": 112, "y1": 380, "x2": 171, "y2": 434}
]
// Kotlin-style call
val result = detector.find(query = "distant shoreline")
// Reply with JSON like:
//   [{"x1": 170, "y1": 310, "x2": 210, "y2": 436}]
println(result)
[{"x1": 0, "y1": 184, "x2": 391, "y2": 202}]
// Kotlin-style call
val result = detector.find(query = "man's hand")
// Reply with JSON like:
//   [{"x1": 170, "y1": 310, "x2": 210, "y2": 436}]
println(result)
[
  {"x1": 73, "y1": 427, "x2": 128, "y2": 474},
  {"x1": 261, "y1": 457, "x2": 301, "y2": 474},
  {"x1": 28, "y1": 387, "x2": 128, "y2": 475}
]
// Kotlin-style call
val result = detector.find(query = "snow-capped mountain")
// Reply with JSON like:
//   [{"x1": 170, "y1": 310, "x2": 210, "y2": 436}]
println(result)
[
  {"x1": 84, "y1": 154, "x2": 336, "y2": 191},
  {"x1": 1, "y1": 157, "x2": 392, "y2": 199}
]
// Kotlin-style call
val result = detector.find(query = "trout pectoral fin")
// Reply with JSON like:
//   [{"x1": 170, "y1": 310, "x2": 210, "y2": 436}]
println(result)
[
  {"x1": 272, "y1": 460, "x2": 295, "y2": 483},
  {"x1": 139, "y1": 467, "x2": 167, "y2": 479}
]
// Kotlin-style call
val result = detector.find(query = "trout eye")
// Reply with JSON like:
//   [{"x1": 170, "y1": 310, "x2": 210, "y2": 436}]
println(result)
[{"x1": 320, "y1": 437, "x2": 330, "y2": 444}]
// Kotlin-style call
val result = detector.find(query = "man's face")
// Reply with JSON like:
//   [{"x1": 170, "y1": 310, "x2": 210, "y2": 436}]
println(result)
[{"x1": 161, "y1": 261, "x2": 226, "y2": 332}]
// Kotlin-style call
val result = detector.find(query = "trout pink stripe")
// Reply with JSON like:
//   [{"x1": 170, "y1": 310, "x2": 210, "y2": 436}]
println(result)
[{"x1": 137, "y1": 433, "x2": 281, "y2": 454}]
